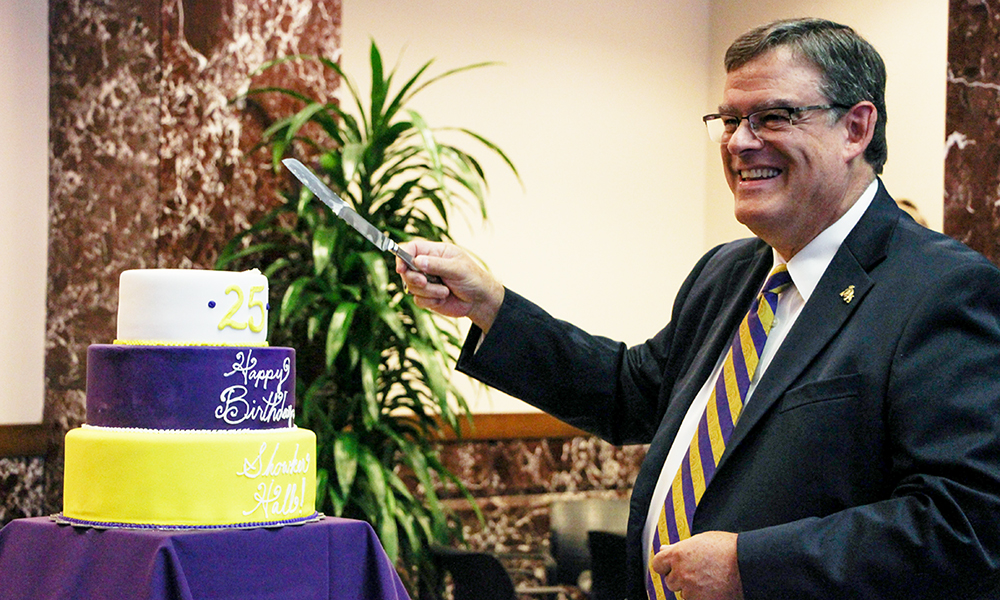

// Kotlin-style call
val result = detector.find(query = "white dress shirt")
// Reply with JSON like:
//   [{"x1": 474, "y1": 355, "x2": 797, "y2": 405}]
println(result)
[{"x1": 642, "y1": 179, "x2": 879, "y2": 565}]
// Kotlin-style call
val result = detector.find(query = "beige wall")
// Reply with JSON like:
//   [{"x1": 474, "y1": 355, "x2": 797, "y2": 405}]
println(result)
[
  {"x1": 344, "y1": 0, "x2": 948, "y2": 413},
  {"x1": 342, "y1": 0, "x2": 712, "y2": 412},
  {"x1": 343, "y1": 0, "x2": 712, "y2": 341},
  {"x1": 0, "y1": 0, "x2": 48, "y2": 424}
]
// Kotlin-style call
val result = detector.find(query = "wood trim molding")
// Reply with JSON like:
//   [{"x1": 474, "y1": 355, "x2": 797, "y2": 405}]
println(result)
[
  {"x1": 434, "y1": 412, "x2": 586, "y2": 441},
  {"x1": 0, "y1": 413, "x2": 583, "y2": 454},
  {"x1": 0, "y1": 424, "x2": 49, "y2": 459},
  {"x1": 0, "y1": 414, "x2": 583, "y2": 456}
]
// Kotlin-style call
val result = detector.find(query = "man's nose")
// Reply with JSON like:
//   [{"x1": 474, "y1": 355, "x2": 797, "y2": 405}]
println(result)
[{"x1": 726, "y1": 118, "x2": 764, "y2": 153}]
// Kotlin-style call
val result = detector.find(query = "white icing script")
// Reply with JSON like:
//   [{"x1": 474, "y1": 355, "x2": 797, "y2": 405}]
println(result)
[
  {"x1": 237, "y1": 442, "x2": 311, "y2": 519},
  {"x1": 225, "y1": 350, "x2": 289, "y2": 390},
  {"x1": 215, "y1": 351, "x2": 294, "y2": 427}
]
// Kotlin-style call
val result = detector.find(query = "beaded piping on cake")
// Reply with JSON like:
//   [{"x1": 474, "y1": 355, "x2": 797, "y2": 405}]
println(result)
[
  {"x1": 80, "y1": 424, "x2": 302, "y2": 434},
  {"x1": 112, "y1": 339, "x2": 270, "y2": 347},
  {"x1": 49, "y1": 512, "x2": 324, "y2": 530}
]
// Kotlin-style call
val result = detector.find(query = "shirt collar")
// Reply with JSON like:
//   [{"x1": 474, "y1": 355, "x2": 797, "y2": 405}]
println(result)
[{"x1": 775, "y1": 179, "x2": 879, "y2": 302}]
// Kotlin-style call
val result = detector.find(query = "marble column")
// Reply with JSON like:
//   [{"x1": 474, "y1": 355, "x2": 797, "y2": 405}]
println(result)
[{"x1": 944, "y1": 0, "x2": 1000, "y2": 265}]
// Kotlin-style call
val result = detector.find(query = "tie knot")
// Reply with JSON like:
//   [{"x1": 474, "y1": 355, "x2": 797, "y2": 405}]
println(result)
[{"x1": 763, "y1": 264, "x2": 793, "y2": 297}]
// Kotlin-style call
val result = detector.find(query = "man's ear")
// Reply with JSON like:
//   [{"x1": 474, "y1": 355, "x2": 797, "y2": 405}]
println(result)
[{"x1": 842, "y1": 101, "x2": 877, "y2": 162}]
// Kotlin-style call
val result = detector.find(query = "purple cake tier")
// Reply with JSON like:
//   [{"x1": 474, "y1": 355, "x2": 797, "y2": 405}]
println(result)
[{"x1": 86, "y1": 345, "x2": 296, "y2": 430}]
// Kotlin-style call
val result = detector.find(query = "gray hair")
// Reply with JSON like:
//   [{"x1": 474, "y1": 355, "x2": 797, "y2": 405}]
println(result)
[{"x1": 725, "y1": 18, "x2": 887, "y2": 175}]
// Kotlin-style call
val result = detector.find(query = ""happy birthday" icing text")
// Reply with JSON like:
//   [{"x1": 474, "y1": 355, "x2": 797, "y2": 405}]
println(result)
[{"x1": 215, "y1": 351, "x2": 293, "y2": 427}]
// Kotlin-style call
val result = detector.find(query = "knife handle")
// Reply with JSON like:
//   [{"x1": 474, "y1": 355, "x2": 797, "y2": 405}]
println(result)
[{"x1": 394, "y1": 247, "x2": 443, "y2": 285}]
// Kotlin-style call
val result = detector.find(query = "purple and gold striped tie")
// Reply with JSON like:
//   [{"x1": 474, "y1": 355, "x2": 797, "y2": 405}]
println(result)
[{"x1": 647, "y1": 264, "x2": 793, "y2": 600}]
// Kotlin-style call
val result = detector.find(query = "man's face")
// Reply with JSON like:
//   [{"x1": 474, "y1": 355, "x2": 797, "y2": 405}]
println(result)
[{"x1": 719, "y1": 47, "x2": 862, "y2": 258}]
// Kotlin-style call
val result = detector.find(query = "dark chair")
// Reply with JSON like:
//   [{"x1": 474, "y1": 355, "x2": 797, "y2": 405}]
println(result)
[
  {"x1": 424, "y1": 545, "x2": 566, "y2": 600},
  {"x1": 547, "y1": 497, "x2": 630, "y2": 591},
  {"x1": 424, "y1": 546, "x2": 517, "y2": 600},
  {"x1": 587, "y1": 530, "x2": 627, "y2": 600}
]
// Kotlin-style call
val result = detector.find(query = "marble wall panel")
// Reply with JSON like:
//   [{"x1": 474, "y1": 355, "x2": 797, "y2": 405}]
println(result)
[
  {"x1": 944, "y1": 0, "x2": 1000, "y2": 265},
  {"x1": 437, "y1": 436, "x2": 646, "y2": 500},
  {"x1": 0, "y1": 458, "x2": 46, "y2": 523},
  {"x1": 155, "y1": 0, "x2": 342, "y2": 268}
]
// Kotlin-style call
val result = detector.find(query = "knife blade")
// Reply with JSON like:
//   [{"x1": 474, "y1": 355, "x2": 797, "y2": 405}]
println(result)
[{"x1": 282, "y1": 158, "x2": 440, "y2": 283}]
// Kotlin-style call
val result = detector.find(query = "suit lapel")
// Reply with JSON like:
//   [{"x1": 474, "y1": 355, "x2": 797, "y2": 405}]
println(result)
[
  {"x1": 724, "y1": 252, "x2": 873, "y2": 455},
  {"x1": 633, "y1": 242, "x2": 772, "y2": 528},
  {"x1": 717, "y1": 182, "x2": 896, "y2": 472},
  {"x1": 648, "y1": 245, "x2": 772, "y2": 456}
]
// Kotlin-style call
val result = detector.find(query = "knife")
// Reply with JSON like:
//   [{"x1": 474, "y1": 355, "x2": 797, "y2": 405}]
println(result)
[{"x1": 282, "y1": 158, "x2": 441, "y2": 284}]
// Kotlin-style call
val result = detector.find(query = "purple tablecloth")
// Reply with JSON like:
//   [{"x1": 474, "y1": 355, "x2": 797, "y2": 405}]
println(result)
[{"x1": 0, "y1": 516, "x2": 410, "y2": 600}]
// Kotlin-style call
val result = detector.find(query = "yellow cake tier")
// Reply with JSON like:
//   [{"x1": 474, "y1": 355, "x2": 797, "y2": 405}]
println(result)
[{"x1": 63, "y1": 425, "x2": 317, "y2": 527}]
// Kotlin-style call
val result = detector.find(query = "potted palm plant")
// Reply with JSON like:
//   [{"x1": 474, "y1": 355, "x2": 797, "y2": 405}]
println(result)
[{"x1": 217, "y1": 42, "x2": 518, "y2": 590}]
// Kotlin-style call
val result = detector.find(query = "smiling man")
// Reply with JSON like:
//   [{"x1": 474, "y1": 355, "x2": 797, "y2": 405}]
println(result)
[
  {"x1": 716, "y1": 45, "x2": 877, "y2": 259},
  {"x1": 397, "y1": 18, "x2": 1000, "y2": 600}
]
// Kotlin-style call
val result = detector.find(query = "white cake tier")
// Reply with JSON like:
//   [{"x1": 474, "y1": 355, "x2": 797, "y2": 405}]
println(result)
[{"x1": 116, "y1": 269, "x2": 270, "y2": 346}]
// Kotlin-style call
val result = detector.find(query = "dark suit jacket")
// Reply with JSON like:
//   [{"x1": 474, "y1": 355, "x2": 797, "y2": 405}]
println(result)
[{"x1": 457, "y1": 182, "x2": 1000, "y2": 599}]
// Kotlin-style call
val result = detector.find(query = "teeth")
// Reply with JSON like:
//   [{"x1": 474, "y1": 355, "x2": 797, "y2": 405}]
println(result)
[{"x1": 740, "y1": 168, "x2": 780, "y2": 180}]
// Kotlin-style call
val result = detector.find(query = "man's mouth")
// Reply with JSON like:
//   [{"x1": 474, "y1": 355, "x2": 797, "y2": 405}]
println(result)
[{"x1": 739, "y1": 167, "x2": 781, "y2": 181}]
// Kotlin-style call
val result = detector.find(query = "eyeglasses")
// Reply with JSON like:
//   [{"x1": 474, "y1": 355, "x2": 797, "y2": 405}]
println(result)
[{"x1": 702, "y1": 104, "x2": 851, "y2": 143}]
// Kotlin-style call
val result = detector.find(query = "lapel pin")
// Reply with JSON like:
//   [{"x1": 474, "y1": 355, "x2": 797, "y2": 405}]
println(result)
[{"x1": 840, "y1": 285, "x2": 856, "y2": 304}]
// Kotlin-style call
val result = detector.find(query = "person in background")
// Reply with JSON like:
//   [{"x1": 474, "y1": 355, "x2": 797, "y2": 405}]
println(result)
[
  {"x1": 895, "y1": 198, "x2": 929, "y2": 227},
  {"x1": 397, "y1": 18, "x2": 1000, "y2": 600}
]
